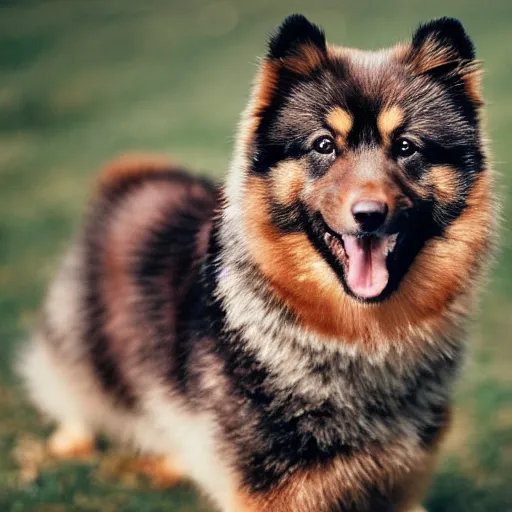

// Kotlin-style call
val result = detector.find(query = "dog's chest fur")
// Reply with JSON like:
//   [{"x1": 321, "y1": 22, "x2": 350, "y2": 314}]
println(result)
[{"x1": 170, "y1": 223, "x2": 465, "y2": 493}]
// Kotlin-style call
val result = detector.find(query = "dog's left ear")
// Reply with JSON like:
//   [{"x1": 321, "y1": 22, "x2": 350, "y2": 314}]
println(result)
[
  {"x1": 267, "y1": 14, "x2": 327, "y2": 74},
  {"x1": 408, "y1": 18, "x2": 477, "y2": 76},
  {"x1": 407, "y1": 18, "x2": 482, "y2": 103}
]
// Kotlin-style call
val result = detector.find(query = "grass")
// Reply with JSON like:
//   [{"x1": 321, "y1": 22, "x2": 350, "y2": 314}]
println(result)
[{"x1": 1, "y1": 0, "x2": 512, "y2": 510}]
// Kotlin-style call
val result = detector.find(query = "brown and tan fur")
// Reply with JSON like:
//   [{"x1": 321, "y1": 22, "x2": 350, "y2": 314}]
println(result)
[{"x1": 18, "y1": 15, "x2": 495, "y2": 512}]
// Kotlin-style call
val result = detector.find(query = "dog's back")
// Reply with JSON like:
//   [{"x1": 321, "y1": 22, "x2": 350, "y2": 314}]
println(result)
[{"x1": 19, "y1": 155, "x2": 218, "y2": 457}]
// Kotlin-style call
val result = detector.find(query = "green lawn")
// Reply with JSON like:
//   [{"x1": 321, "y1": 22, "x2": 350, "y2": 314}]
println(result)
[{"x1": 1, "y1": 1, "x2": 512, "y2": 510}]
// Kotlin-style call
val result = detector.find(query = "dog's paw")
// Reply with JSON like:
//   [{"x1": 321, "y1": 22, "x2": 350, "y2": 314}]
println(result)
[
  {"x1": 47, "y1": 423, "x2": 95, "y2": 460},
  {"x1": 135, "y1": 455, "x2": 186, "y2": 488}
]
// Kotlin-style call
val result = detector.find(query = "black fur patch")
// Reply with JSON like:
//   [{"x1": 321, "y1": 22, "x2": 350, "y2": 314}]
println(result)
[
  {"x1": 82, "y1": 171, "x2": 216, "y2": 409},
  {"x1": 268, "y1": 14, "x2": 326, "y2": 60},
  {"x1": 83, "y1": 207, "x2": 139, "y2": 410},
  {"x1": 132, "y1": 194, "x2": 217, "y2": 399}
]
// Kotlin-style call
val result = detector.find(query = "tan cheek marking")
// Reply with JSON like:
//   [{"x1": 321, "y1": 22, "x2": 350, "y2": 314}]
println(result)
[
  {"x1": 424, "y1": 165, "x2": 459, "y2": 204},
  {"x1": 377, "y1": 106, "x2": 404, "y2": 145},
  {"x1": 243, "y1": 176, "x2": 353, "y2": 338},
  {"x1": 271, "y1": 160, "x2": 306, "y2": 206},
  {"x1": 282, "y1": 44, "x2": 325, "y2": 74},
  {"x1": 395, "y1": 170, "x2": 494, "y2": 323}
]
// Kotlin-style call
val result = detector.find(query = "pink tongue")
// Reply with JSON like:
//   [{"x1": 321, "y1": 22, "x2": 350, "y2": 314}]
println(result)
[{"x1": 343, "y1": 236, "x2": 389, "y2": 299}]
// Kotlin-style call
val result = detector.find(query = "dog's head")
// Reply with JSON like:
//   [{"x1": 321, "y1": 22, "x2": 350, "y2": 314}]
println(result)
[{"x1": 231, "y1": 15, "x2": 494, "y2": 341}]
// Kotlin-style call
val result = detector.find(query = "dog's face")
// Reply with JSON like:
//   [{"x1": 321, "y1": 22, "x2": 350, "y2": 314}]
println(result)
[{"x1": 238, "y1": 15, "x2": 492, "y2": 339}]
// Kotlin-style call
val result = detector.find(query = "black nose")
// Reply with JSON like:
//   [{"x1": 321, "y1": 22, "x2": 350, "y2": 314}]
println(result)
[{"x1": 351, "y1": 200, "x2": 388, "y2": 232}]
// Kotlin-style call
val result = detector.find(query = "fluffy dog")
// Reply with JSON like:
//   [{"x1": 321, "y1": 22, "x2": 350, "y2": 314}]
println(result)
[{"x1": 19, "y1": 15, "x2": 495, "y2": 512}]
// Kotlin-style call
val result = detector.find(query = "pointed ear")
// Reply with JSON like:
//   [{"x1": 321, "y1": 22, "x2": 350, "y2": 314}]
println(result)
[
  {"x1": 267, "y1": 14, "x2": 327, "y2": 74},
  {"x1": 412, "y1": 18, "x2": 475, "y2": 64},
  {"x1": 407, "y1": 18, "x2": 482, "y2": 103}
]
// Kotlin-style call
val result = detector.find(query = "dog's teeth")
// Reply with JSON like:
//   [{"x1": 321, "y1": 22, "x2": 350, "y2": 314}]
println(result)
[
  {"x1": 324, "y1": 231, "x2": 347, "y2": 261},
  {"x1": 386, "y1": 234, "x2": 398, "y2": 254}
]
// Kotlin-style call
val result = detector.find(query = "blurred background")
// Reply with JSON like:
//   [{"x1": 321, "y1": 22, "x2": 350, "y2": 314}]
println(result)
[{"x1": 0, "y1": 0, "x2": 511, "y2": 510}]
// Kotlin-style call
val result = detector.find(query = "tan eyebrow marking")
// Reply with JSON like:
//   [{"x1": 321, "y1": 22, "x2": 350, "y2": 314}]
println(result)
[
  {"x1": 327, "y1": 107, "x2": 353, "y2": 146},
  {"x1": 377, "y1": 106, "x2": 404, "y2": 145}
]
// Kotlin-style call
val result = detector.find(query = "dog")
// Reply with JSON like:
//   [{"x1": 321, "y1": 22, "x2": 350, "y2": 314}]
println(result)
[{"x1": 19, "y1": 14, "x2": 495, "y2": 511}]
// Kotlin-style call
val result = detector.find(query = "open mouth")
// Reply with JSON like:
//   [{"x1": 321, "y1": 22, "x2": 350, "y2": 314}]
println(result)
[{"x1": 324, "y1": 231, "x2": 398, "y2": 300}]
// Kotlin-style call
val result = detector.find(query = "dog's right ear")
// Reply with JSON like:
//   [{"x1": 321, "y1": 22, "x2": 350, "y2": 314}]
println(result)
[{"x1": 267, "y1": 14, "x2": 327, "y2": 73}]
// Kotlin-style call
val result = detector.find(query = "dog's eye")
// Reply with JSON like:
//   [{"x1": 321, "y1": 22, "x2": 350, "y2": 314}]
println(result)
[
  {"x1": 313, "y1": 136, "x2": 336, "y2": 155},
  {"x1": 394, "y1": 138, "x2": 417, "y2": 158}
]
